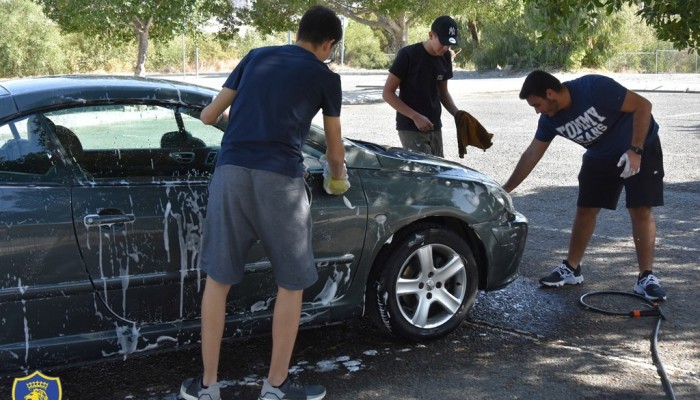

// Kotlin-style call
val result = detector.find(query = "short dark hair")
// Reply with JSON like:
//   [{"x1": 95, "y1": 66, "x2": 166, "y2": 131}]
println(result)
[
  {"x1": 297, "y1": 6, "x2": 342, "y2": 46},
  {"x1": 519, "y1": 70, "x2": 564, "y2": 99}
]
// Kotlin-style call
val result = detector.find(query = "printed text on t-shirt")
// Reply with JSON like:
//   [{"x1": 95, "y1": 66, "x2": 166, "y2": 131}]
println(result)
[{"x1": 555, "y1": 106, "x2": 607, "y2": 145}]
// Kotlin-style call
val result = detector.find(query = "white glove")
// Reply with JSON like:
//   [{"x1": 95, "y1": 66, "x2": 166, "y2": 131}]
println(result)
[
  {"x1": 617, "y1": 152, "x2": 638, "y2": 179},
  {"x1": 320, "y1": 155, "x2": 350, "y2": 195}
]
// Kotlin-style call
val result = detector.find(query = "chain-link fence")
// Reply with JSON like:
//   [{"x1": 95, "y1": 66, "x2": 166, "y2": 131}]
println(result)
[{"x1": 606, "y1": 50, "x2": 699, "y2": 73}]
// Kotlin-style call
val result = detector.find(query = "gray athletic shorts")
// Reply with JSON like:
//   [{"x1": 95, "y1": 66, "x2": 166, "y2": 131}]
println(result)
[
  {"x1": 398, "y1": 129, "x2": 444, "y2": 157},
  {"x1": 199, "y1": 164, "x2": 317, "y2": 290}
]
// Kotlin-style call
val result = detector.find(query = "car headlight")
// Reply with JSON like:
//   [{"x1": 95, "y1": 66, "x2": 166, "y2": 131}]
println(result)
[{"x1": 485, "y1": 182, "x2": 516, "y2": 215}]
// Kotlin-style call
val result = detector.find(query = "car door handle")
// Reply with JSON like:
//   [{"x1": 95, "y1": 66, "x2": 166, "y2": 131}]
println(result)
[
  {"x1": 170, "y1": 151, "x2": 195, "y2": 163},
  {"x1": 84, "y1": 213, "x2": 136, "y2": 227}
]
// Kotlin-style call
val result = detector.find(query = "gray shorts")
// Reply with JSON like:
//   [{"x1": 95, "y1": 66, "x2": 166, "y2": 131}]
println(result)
[
  {"x1": 398, "y1": 129, "x2": 444, "y2": 157},
  {"x1": 199, "y1": 164, "x2": 317, "y2": 290}
]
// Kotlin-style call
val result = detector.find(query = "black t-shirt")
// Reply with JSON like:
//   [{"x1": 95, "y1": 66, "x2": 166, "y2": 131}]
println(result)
[{"x1": 388, "y1": 43, "x2": 453, "y2": 131}]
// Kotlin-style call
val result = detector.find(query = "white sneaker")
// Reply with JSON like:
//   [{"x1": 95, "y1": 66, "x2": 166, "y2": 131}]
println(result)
[
  {"x1": 634, "y1": 273, "x2": 667, "y2": 301},
  {"x1": 539, "y1": 261, "x2": 583, "y2": 287}
]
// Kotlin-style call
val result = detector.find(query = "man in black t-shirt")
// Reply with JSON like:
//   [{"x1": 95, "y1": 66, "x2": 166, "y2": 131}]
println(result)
[{"x1": 382, "y1": 15, "x2": 461, "y2": 157}]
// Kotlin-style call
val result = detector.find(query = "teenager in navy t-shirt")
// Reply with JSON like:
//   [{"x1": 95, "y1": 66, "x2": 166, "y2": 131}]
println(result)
[
  {"x1": 180, "y1": 6, "x2": 348, "y2": 400},
  {"x1": 503, "y1": 70, "x2": 666, "y2": 302},
  {"x1": 216, "y1": 44, "x2": 341, "y2": 178}
]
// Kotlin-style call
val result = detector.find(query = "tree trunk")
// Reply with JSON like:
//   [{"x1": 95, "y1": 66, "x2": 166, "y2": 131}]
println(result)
[
  {"x1": 468, "y1": 20, "x2": 479, "y2": 47},
  {"x1": 133, "y1": 17, "x2": 154, "y2": 77},
  {"x1": 327, "y1": 5, "x2": 410, "y2": 56},
  {"x1": 383, "y1": 11, "x2": 409, "y2": 54}
]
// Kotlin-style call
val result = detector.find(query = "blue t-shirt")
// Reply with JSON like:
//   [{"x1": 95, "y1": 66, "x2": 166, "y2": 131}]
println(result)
[
  {"x1": 217, "y1": 45, "x2": 342, "y2": 177},
  {"x1": 534, "y1": 75, "x2": 659, "y2": 159},
  {"x1": 389, "y1": 43, "x2": 453, "y2": 131}
]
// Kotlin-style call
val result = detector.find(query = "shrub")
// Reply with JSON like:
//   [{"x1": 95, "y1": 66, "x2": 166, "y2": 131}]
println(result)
[
  {"x1": 0, "y1": 0, "x2": 69, "y2": 78},
  {"x1": 342, "y1": 21, "x2": 391, "y2": 69}
]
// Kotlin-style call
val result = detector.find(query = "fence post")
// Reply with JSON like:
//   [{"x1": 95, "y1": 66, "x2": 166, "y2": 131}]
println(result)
[{"x1": 655, "y1": 50, "x2": 658, "y2": 74}]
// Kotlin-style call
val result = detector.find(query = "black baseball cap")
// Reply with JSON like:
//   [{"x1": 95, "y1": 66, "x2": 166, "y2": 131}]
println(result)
[{"x1": 431, "y1": 16, "x2": 459, "y2": 46}]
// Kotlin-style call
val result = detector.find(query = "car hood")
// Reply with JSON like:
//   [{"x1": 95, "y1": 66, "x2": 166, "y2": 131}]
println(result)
[
  {"x1": 352, "y1": 140, "x2": 499, "y2": 186},
  {"x1": 306, "y1": 127, "x2": 500, "y2": 187}
]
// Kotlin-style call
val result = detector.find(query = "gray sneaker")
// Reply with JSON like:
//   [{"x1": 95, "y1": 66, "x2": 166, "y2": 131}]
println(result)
[
  {"x1": 259, "y1": 377, "x2": 326, "y2": 400},
  {"x1": 180, "y1": 377, "x2": 220, "y2": 400}
]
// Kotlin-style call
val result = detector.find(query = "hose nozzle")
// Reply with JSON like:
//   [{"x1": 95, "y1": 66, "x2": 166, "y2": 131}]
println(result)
[{"x1": 629, "y1": 306, "x2": 664, "y2": 319}]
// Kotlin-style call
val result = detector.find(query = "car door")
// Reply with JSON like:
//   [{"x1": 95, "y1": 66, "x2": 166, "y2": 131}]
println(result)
[
  {"x1": 51, "y1": 102, "x2": 368, "y2": 333},
  {"x1": 0, "y1": 114, "x2": 83, "y2": 367},
  {"x1": 46, "y1": 104, "x2": 224, "y2": 326},
  {"x1": 301, "y1": 151, "x2": 368, "y2": 311}
]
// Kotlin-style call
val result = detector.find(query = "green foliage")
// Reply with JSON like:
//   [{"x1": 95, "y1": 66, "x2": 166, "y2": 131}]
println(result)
[
  {"x1": 604, "y1": 41, "x2": 698, "y2": 73},
  {"x1": 190, "y1": 35, "x2": 240, "y2": 71},
  {"x1": 228, "y1": 29, "x2": 290, "y2": 59},
  {"x1": 36, "y1": 0, "x2": 222, "y2": 74},
  {"x1": 458, "y1": 2, "x2": 530, "y2": 70},
  {"x1": 578, "y1": 4, "x2": 655, "y2": 68},
  {"x1": 0, "y1": 0, "x2": 692, "y2": 77},
  {"x1": 237, "y1": 0, "x2": 313, "y2": 35},
  {"x1": 523, "y1": 0, "x2": 699, "y2": 53},
  {"x1": 38, "y1": 0, "x2": 206, "y2": 43},
  {"x1": 407, "y1": 22, "x2": 430, "y2": 44},
  {"x1": 342, "y1": 21, "x2": 391, "y2": 69},
  {"x1": 59, "y1": 33, "x2": 133, "y2": 73},
  {"x1": 132, "y1": 33, "x2": 251, "y2": 73},
  {"x1": 0, "y1": 0, "x2": 69, "y2": 77},
  {"x1": 234, "y1": 0, "x2": 478, "y2": 54},
  {"x1": 634, "y1": 0, "x2": 700, "y2": 51},
  {"x1": 462, "y1": 1, "x2": 658, "y2": 71},
  {"x1": 198, "y1": 0, "x2": 241, "y2": 42}
]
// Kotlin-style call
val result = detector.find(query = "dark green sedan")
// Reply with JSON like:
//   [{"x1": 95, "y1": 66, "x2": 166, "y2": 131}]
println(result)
[{"x1": 0, "y1": 75, "x2": 527, "y2": 372}]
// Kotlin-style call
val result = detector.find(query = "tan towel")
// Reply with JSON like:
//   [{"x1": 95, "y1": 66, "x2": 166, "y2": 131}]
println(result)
[{"x1": 455, "y1": 110, "x2": 494, "y2": 158}]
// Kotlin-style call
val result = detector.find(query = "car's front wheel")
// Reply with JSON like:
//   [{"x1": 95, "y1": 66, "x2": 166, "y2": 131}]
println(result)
[{"x1": 368, "y1": 224, "x2": 478, "y2": 341}]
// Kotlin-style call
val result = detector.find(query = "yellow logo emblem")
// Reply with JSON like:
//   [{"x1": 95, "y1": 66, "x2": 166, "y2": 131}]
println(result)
[{"x1": 12, "y1": 371, "x2": 62, "y2": 400}]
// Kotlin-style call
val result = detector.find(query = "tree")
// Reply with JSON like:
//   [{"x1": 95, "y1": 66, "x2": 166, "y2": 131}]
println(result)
[
  {"x1": 38, "y1": 0, "x2": 223, "y2": 76},
  {"x1": 228, "y1": 0, "x2": 480, "y2": 54},
  {"x1": 524, "y1": 0, "x2": 699, "y2": 52},
  {"x1": 0, "y1": 0, "x2": 68, "y2": 78}
]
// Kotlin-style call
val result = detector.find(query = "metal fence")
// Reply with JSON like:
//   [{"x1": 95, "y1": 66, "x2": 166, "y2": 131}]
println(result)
[{"x1": 606, "y1": 50, "x2": 699, "y2": 73}]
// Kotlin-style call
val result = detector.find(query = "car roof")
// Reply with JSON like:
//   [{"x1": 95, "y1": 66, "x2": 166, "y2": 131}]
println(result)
[{"x1": 0, "y1": 75, "x2": 217, "y2": 123}]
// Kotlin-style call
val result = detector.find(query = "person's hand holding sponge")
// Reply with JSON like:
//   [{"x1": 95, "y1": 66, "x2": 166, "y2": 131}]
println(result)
[{"x1": 320, "y1": 155, "x2": 350, "y2": 195}]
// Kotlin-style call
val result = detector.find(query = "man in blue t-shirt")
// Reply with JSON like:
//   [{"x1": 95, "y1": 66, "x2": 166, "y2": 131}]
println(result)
[
  {"x1": 503, "y1": 70, "x2": 666, "y2": 302},
  {"x1": 180, "y1": 6, "x2": 349, "y2": 400},
  {"x1": 382, "y1": 15, "x2": 461, "y2": 157}
]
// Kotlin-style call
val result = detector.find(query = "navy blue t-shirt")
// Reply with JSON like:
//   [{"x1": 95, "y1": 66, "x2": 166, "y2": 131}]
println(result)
[
  {"x1": 535, "y1": 75, "x2": 659, "y2": 159},
  {"x1": 217, "y1": 45, "x2": 342, "y2": 177},
  {"x1": 389, "y1": 43, "x2": 453, "y2": 131}
]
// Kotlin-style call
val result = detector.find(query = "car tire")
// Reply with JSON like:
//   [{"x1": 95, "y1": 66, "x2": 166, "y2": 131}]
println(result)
[{"x1": 368, "y1": 224, "x2": 478, "y2": 341}]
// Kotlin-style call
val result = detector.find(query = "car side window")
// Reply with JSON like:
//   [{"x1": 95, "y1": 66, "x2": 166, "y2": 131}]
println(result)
[
  {"x1": 44, "y1": 105, "x2": 222, "y2": 181},
  {"x1": 0, "y1": 115, "x2": 60, "y2": 181}
]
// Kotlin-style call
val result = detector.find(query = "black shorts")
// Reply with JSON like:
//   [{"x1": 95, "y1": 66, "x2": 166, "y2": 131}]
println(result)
[{"x1": 577, "y1": 135, "x2": 664, "y2": 210}]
